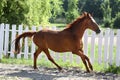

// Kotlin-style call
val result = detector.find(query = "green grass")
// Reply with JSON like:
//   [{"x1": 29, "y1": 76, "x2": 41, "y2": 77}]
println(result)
[{"x1": 0, "y1": 55, "x2": 120, "y2": 74}]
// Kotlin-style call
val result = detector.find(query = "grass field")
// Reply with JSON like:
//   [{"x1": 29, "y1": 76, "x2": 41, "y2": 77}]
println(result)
[{"x1": 0, "y1": 54, "x2": 120, "y2": 74}]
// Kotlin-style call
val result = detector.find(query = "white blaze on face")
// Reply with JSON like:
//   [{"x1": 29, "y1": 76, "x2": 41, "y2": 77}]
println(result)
[{"x1": 91, "y1": 16, "x2": 97, "y2": 24}]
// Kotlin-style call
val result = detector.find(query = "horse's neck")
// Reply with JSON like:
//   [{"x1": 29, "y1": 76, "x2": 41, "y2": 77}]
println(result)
[{"x1": 68, "y1": 24, "x2": 86, "y2": 38}]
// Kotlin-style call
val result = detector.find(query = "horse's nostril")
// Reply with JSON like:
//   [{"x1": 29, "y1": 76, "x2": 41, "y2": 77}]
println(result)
[{"x1": 96, "y1": 29, "x2": 101, "y2": 34}]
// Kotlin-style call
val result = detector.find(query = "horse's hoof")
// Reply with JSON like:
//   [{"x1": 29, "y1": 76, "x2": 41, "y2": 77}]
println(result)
[
  {"x1": 34, "y1": 68, "x2": 40, "y2": 71},
  {"x1": 90, "y1": 66, "x2": 93, "y2": 71},
  {"x1": 58, "y1": 67, "x2": 62, "y2": 70},
  {"x1": 86, "y1": 69, "x2": 90, "y2": 73},
  {"x1": 34, "y1": 66, "x2": 39, "y2": 70},
  {"x1": 58, "y1": 67, "x2": 63, "y2": 72}
]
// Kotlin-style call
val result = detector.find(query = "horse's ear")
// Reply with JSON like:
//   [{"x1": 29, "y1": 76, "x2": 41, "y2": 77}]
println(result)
[
  {"x1": 83, "y1": 12, "x2": 87, "y2": 16},
  {"x1": 87, "y1": 13, "x2": 91, "y2": 18},
  {"x1": 87, "y1": 13, "x2": 89, "y2": 16}
]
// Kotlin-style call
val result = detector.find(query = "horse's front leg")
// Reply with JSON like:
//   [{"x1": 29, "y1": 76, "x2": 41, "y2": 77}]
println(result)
[
  {"x1": 72, "y1": 50, "x2": 90, "y2": 72},
  {"x1": 84, "y1": 55, "x2": 93, "y2": 71},
  {"x1": 79, "y1": 49, "x2": 93, "y2": 71}
]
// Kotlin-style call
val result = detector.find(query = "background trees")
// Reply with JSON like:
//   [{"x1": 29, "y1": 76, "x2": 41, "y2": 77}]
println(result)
[
  {"x1": 0, "y1": 0, "x2": 63, "y2": 26},
  {"x1": 82, "y1": 0, "x2": 103, "y2": 19},
  {"x1": 65, "y1": 0, "x2": 79, "y2": 23},
  {"x1": 101, "y1": 0, "x2": 112, "y2": 28},
  {"x1": 0, "y1": 0, "x2": 29, "y2": 25},
  {"x1": 0, "y1": 0, "x2": 6, "y2": 22},
  {"x1": 0, "y1": 0, "x2": 120, "y2": 28}
]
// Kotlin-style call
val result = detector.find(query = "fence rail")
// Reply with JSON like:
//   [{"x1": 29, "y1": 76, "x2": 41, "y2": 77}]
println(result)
[{"x1": 0, "y1": 23, "x2": 120, "y2": 67}]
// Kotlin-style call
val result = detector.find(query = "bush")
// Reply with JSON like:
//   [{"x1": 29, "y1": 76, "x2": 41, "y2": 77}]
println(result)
[
  {"x1": 113, "y1": 12, "x2": 120, "y2": 29},
  {"x1": 103, "y1": 18, "x2": 113, "y2": 28}
]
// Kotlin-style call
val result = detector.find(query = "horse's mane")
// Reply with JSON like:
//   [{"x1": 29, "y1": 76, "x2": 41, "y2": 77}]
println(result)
[{"x1": 66, "y1": 13, "x2": 86, "y2": 28}]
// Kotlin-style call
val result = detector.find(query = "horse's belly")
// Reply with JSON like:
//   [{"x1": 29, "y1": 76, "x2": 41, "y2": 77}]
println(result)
[
  {"x1": 47, "y1": 41, "x2": 73, "y2": 52},
  {"x1": 49, "y1": 46, "x2": 71, "y2": 52}
]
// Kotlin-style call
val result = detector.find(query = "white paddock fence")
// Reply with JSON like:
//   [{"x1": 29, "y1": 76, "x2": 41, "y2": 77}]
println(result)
[{"x1": 0, "y1": 23, "x2": 120, "y2": 67}]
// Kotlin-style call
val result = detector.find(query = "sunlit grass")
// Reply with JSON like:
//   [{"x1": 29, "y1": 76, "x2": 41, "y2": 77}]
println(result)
[{"x1": 1, "y1": 55, "x2": 120, "y2": 74}]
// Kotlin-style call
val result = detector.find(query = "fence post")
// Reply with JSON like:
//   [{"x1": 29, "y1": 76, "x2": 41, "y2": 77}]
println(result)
[
  {"x1": 0, "y1": 24, "x2": 4, "y2": 59},
  {"x1": 17, "y1": 25, "x2": 23, "y2": 59},
  {"x1": 98, "y1": 31, "x2": 103, "y2": 64},
  {"x1": 4, "y1": 24, "x2": 10, "y2": 56},
  {"x1": 83, "y1": 30, "x2": 88, "y2": 56},
  {"x1": 109, "y1": 30, "x2": 114, "y2": 65},
  {"x1": 116, "y1": 29, "x2": 120, "y2": 66},
  {"x1": 104, "y1": 29, "x2": 110, "y2": 66},
  {"x1": 0, "y1": 24, "x2": 1, "y2": 59},
  {"x1": 10, "y1": 24, "x2": 16, "y2": 58},
  {"x1": 90, "y1": 32, "x2": 96, "y2": 64},
  {"x1": 24, "y1": 27, "x2": 29, "y2": 59}
]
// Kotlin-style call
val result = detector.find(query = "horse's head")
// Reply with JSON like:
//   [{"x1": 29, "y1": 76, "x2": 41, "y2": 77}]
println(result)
[{"x1": 83, "y1": 12, "x2": 101, "y2": 34}]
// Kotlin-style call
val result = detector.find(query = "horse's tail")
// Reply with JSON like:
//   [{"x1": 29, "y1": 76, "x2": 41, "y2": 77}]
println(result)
[{"x1": 14, "y1": 32, "x2": 36, "y2": 54}]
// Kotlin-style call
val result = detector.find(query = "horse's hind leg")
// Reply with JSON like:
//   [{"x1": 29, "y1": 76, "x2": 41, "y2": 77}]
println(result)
[
  {"x1": 34, "y1": 48, "x2": 42, "y2": 69},
  {"x1": 43, "y1": 49, "x2": 62, "y2": 71}
]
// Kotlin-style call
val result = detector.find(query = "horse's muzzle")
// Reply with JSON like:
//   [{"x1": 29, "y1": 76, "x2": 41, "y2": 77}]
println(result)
[{"x1": 96, "y1": 29, "x2": 101, "y2": 34}]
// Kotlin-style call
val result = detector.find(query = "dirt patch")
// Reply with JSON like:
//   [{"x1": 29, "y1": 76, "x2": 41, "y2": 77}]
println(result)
[{"x1": 0, "y1": 63, "x2": 119, "y2": 80}]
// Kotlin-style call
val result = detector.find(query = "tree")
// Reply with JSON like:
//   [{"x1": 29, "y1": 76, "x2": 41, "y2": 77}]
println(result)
[
  {"x1": 0, "y1": 0, "x2": 29, "y2": 25},
  {"x1": 65, "y1": 0, "x2": 79, "y2": 23},
  {"x1": 0, "y1": 0, "x2": 63, "y2": 26},
  {"x1": 49, "y1": 0, "x2": 64, "y2": 23},
  {"x1": 78, "y1": 0, "x2": 87, "y2": 12},
  {"x1": 19, "y1": 0, "x2": 63, "y2": 26},
  {"x1": 110, "y1": 0, "x2": 120, "y2": 18},
  {"x1": 82, "y1": 0, "x2": 103, "y2": 19},
  {"x1": 25, "y1": 0, "x2": 50, "y2": 26},
  {"x1": 113, "y1": 12, "x2": 120, "y2": 29},
  {"x1": 101, "y1": 0, "x2": 112, "y2": 28},
  {"x1": 0, "y1": 0, "x2": 6, "y2": 23}
]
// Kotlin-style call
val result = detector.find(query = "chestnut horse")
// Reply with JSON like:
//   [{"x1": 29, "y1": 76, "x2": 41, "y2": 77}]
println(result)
[{"x1": 14, "y1": 12, "x2": 100, "y2": 72}]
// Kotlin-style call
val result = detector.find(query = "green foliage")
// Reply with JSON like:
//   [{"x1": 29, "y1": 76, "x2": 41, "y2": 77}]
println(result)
[
  {"x1": 103, "y1": 19, "x2": 113, "y2": 28},
  {"x1": 0, "y1": 0, "x2": 6, "y2": 21},
  {"x1": 65, "y1": 0, "x2": 79, "y2": 23},
  {"x1": 0, "y1": 0, "x2": 63, "y2": 26},
  {"x1": 82, "y1": 0, "x2": 103, "y2": 18},
  {"x1": 25, "y1": 0, "x2": 63, "y2": 26},
  {"x1": 113, "y1": 12, "x2": 120, "y2": 29},
  {"x1": 101, "y1": 0, "x2": 113, "y2": 28},
  {"x1": 110, "y1": 0, "x2": 120, "y2": 18},
  {"x1": 0, "y1": 0, "x2": 120, "y2": 28},
  {"x1": 1, "y1": 0, "x2": 28, "y2": 24},
  {"x1": 50, "y1": 0, "x2": 63, "y2": 19},
  {"x1": 104, "y1": 64, "x2": 120, "y2": 74},
  {"x1": 101, "y1": 0, "x2": 112, "y2": 19}
]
